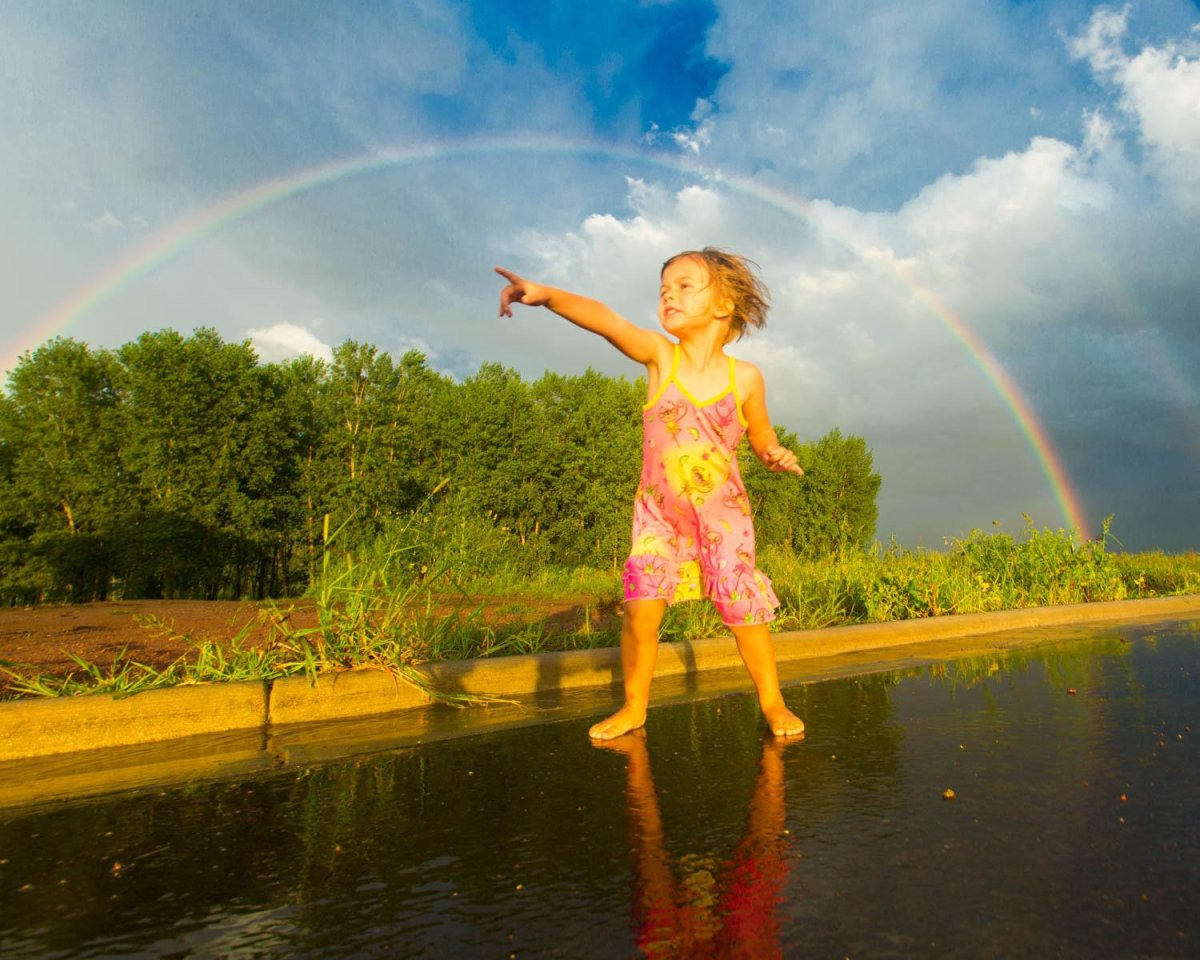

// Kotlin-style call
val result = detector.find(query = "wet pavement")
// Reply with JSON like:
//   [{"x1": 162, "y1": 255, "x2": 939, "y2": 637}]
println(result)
[{"x1": 1, "y1": 620, "x2": 1197, "y2": 958}]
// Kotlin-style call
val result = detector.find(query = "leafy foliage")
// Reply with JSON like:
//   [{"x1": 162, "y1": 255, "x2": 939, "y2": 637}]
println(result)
[
  {"x1": 1, "y1": 329, "x2": 879, "y2": 603},
  {"x1": 763, "y1": 517, "x2": 1200, "y2": 629},
  {"x1": 744, "y1": 427, "x2": 880, "y2": 556}
]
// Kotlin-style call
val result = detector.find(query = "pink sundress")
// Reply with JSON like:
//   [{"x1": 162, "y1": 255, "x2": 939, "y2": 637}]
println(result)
[{"x1": 622, "y1": 346, "x2": 779, "y2": 626}]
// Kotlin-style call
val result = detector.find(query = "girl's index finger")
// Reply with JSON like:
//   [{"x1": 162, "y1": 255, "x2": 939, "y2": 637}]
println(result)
[{"x1": 494, "y1": 266, "x2": 520, "y2": 284}]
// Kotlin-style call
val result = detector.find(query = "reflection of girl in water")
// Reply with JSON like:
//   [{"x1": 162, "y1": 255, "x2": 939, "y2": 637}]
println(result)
[{"x1": 598, "y1": 733, "x2": 792, "y2": 958}]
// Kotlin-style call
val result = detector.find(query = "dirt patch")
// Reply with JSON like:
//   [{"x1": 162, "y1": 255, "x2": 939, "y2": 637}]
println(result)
[{"x1": 0, "y1": 596, "x2": 621, "y2": 696}]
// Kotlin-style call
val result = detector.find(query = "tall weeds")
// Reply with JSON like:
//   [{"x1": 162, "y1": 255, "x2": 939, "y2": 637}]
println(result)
[
  {"x1": 2, "y1": 513, "x2": 1198, "y2": 700},
  {"x1": 765, "y1": 517, "x2": 1199, "y2": 631}
]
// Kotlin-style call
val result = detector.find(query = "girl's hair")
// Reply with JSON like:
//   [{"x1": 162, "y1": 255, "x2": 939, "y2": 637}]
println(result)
[{"x1": 662, "y1": 247, "x2": 770, "y2": 342}]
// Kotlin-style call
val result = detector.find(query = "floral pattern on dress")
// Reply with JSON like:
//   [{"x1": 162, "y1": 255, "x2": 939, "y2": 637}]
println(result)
[
  {"x1": 623, "y1": 348, "x2": 779, "y2": 626},
  {"x1": 662, "y1": 442, "x2": 731, "y2": 506}
]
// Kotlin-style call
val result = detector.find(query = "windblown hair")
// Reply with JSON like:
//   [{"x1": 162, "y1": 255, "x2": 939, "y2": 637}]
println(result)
[{"x1": 662, "y1": 247, "x2": 770, "y2": 342}]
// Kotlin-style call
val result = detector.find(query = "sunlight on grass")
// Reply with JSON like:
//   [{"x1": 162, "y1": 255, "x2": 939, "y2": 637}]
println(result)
[{"x1": 2, "y1": 511, "x2": 1197, "y2": 700}]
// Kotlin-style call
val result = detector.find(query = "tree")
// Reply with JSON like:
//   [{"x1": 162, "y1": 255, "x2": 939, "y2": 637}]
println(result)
[
  {"x1": 744, "y1": 427, "x2": 881, "y2": 556},
  {"x1": 280, "y1": 353, "x2": 333, "y2": 584},
  {"x1": 446, "y1": 362, "x2": 547, "y2": 548},
  {"x1": 114, "y1": 328, "x2": 286, "y2": 598},
  {"x1": 0, "y1": 339, "x2": 121, "y2": 600},
  {"x1": 528, "y1": 369, "x2": 642, "y2": 567}
]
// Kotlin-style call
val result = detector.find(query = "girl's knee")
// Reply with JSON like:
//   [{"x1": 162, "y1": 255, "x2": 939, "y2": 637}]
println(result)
[{"x1": 623, "y1": 599, "x2": 666, "y2": 631}]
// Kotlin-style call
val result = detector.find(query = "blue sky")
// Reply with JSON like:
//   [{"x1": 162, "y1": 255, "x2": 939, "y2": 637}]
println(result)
[{"x1": 2, "y1": 1, "x2": 1198, "y2": 550}]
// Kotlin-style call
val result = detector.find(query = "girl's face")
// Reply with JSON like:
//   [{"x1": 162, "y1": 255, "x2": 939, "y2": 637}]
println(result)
[{"x1": 657, "y1": 257, "x2": 732, "y2": 338}]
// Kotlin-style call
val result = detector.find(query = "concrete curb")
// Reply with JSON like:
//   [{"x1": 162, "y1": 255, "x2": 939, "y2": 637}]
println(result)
[
  {"x1": 268, "y1": 669, "x2": 430, "y2": 725},
  {"x1": 1, "y1": 594, "x2": 1197, "y2": 764},
  {"x1": 421, "y1": 594, "x2": 1200, "y2": 696},
  {"x1": 0, "y1": 681, "x2": 268, "y2": 761}
]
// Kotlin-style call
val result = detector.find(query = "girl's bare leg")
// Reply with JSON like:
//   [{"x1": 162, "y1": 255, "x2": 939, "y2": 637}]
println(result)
[
  {"x1": 589, "y1": 599, "x2": 666, "y2": 740},
  {"x1": 730, "y1": 623, "x2": 805, "y2": 737}
]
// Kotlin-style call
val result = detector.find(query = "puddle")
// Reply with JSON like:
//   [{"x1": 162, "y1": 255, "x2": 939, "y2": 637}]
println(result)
[{"x1": 1, "y1": 620, "x2": 1197, "y2": 958}]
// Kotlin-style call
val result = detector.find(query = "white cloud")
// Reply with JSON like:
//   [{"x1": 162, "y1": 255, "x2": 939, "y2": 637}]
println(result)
[
  {"x1": 247, "y1": 323, "x2": 333, "y2": 364},
  {"x1": 1070, "y1": 6, "x2": 1200, "y2": 207},
  {"x1": 644, "y1": 98, "x2": 716, "y2": 155},
  {"x1": 887, "y1": 135, "x2": 1118, "y2": 323},
  {"x1": 903, "y1": 137, "x2": 1106, "y2": 235},
  {"x1": 697, "y1": 0, "x2": 1072, "y2": 206},
  {"x1": 85, "y1": 211, "x2": 122, "y2": 233},
  {"x1": 1067, "y1": 6, "x2": 1132, "y2": 75},
  {"x1": 670, "y1": 101, "x2": 715, "y2": 155},
  {"x1": 224, "y1": 1, "x2": 472, "y2": 148},
  {"x1": 1081, "y1": 109, "x2": 1116, "y2": 157}
]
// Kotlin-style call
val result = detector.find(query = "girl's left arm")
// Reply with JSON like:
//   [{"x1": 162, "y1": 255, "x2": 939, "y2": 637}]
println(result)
[{"x1": 740, "y1": 363, "x2": 804, "y2": 476}]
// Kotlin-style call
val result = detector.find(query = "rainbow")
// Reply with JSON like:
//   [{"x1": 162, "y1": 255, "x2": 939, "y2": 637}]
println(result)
[
  {"x1": 701, "y1": 169, "x2": 1093, "y2": 539},
  {"x1": 15, "y1": 135, "x2": 1092, "y2": 536},
  {"x1": 899, "y1": 282, "x2": 1090, "y2": 538}
]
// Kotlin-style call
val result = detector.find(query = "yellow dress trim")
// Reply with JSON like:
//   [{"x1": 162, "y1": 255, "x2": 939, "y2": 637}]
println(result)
[
  {"x1": 728, "y1": 355, "x2": 749, "y2": 429},
  {"x1": 644, "y1": 346, "x2": 747, "y2": 428}
]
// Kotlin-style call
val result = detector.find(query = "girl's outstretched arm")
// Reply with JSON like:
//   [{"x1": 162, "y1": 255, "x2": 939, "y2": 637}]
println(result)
[
  {"x1": 495, "y1": 266, "x2": 667, "y2": 366},
  {"x1": 739, "y1": 362, "x2": 804, "y2": 476}
]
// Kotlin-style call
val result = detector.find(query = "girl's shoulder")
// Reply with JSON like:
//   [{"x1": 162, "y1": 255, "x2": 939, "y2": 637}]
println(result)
[
  {"x1": 644, "y1": 331, "x2": 676, "y2": 372},
  {"x1": 641, "y1": 333, "x2": 681, "y2": 404},
  {"x1": 730, "y1": 355, "x2": 766, "y2": 397}
]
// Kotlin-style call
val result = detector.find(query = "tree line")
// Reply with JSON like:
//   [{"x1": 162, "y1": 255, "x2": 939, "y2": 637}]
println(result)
[{"x1": 0, "y1": 329, "x2": 881, "y2": 604}]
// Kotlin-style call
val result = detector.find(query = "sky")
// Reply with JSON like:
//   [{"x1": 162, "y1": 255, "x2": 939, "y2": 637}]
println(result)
[{"x1": 2, "y1": 0, "x2": 1198, "y2": 552}]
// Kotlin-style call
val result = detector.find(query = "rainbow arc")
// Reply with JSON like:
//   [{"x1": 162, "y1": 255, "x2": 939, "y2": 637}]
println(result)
[{"x1": 14, "y1": 136, "x2": 1091, "y2": 536}]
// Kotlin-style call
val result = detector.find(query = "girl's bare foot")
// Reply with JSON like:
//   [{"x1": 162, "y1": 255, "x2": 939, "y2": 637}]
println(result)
[
  {"x1": 588, "y1": 705, "x2": 647, "y2": 740},
  {"x1": 763, "y1": 702, "x2": 805, "y2": 738},
  {"x1": 589, "y1": 726, "x2": 647, "y2": 755}
]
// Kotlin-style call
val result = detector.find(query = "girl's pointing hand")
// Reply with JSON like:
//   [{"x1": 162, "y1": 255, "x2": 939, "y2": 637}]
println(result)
[{"x1": 495, "y1": 266, "x2": 551, "y2": 317}]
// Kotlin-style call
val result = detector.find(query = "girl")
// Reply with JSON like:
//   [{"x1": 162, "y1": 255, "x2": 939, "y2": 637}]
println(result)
[{"x1": 495, "y1": 248, "x2": 805, "y2": 740}]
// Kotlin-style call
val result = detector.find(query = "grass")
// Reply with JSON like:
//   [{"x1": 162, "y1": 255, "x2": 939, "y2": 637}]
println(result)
[
  {"x1": 2, "y1": 512, "x2": 1198, "y2": 700},
  {"x1": 765, "y1": 517, "x2": 1200, "y2": 631}
]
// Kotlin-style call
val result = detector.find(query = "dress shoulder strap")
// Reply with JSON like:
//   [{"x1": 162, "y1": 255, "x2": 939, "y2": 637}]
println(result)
[
  {"x1": 729, "y1": 355, "x2": 749, "y2": 429},
  {"x1": 643, "y1": 343, "x2": 682, "y2": 411}
]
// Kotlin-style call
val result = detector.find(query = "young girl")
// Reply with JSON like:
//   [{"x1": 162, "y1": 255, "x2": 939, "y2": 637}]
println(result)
[{"x1": 495, "y1": 248, "x2": 805, "y2": 740}]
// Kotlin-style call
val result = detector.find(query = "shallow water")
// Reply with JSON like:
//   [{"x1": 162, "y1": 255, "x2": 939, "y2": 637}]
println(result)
[{"x1": 1, "y1": 621, "x2": 1197, "y2": 959}]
